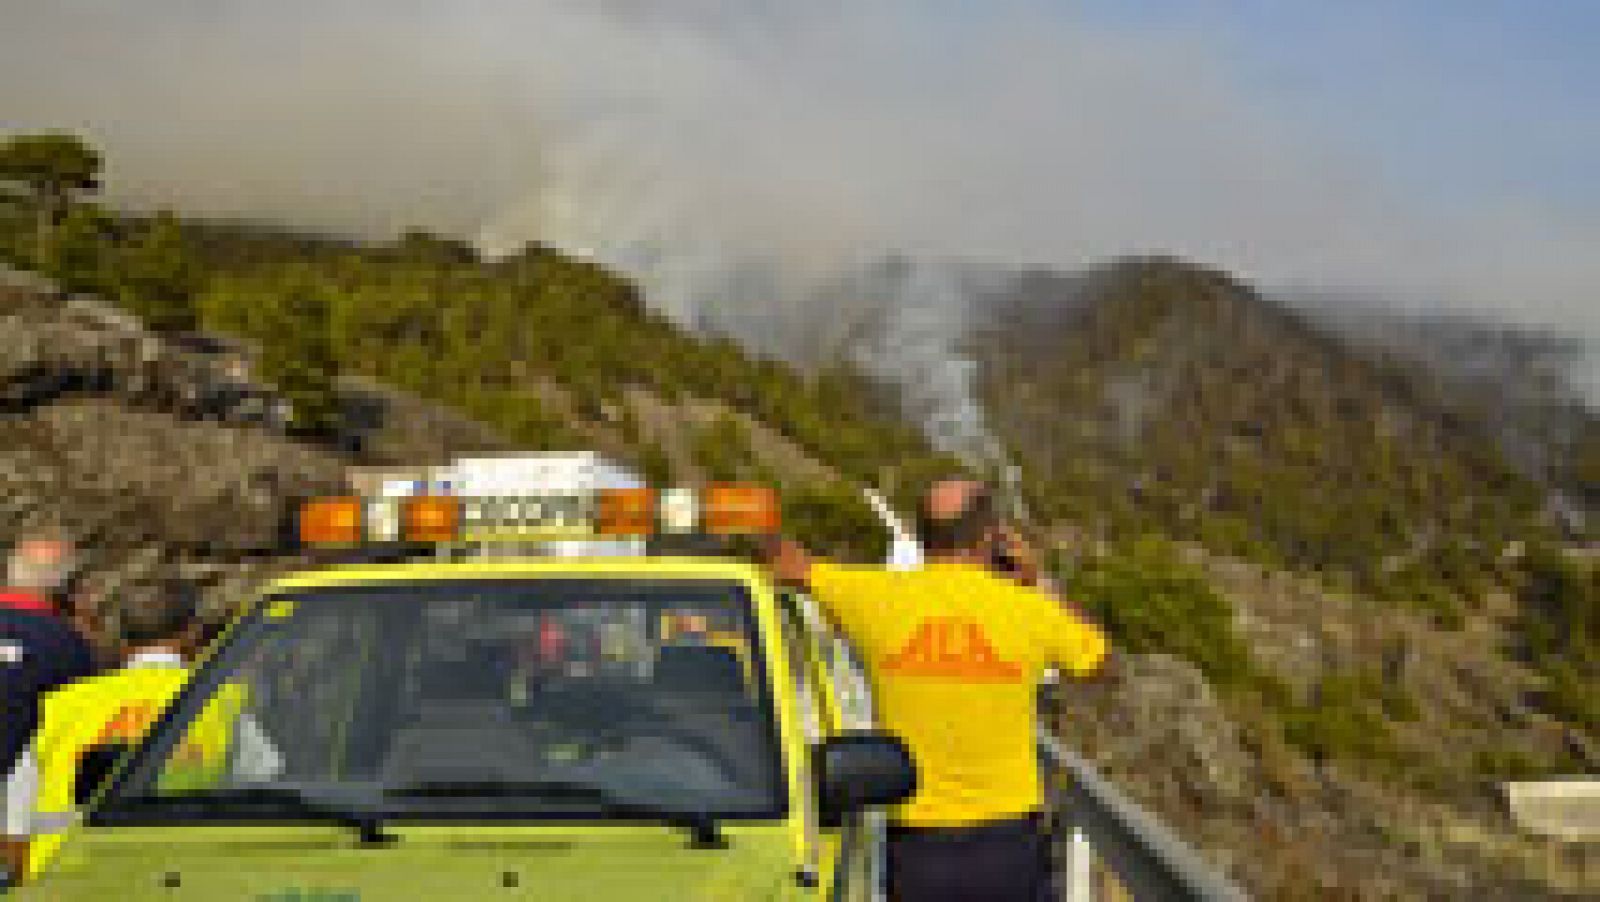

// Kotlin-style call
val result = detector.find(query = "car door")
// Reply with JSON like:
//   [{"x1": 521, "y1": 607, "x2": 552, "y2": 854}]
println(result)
[{"x1": 777, "y1": 590, "x2": 882, "y2": 901}]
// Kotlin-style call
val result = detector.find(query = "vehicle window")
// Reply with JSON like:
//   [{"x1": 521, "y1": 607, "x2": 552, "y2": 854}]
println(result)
[
  {"x1": 103, "y1": 580, "x2": 784, "y2": 823},
  {"x1": 778, "y1": 598, "x2": 824, "y2": 743},
  {"x1": 783, "y1": 590, "x2": 871, "y2": 730},
  {"x1": 825, "y1": 633, "x2": 875, "y2": 729}
]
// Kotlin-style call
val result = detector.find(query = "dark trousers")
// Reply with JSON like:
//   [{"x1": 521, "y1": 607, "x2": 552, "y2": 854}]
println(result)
[{"x1": 885, "y1": 810, "x2": 1053, "y2": 902}]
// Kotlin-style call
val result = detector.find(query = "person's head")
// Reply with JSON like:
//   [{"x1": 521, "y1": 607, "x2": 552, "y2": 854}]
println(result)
[
  {"x1": 915, "y1": 479, "x2": 1001, "y2": 560},
  {"x1": 6, "y1": 532, "x2": 80, "y2": 601},
  {"x1": 117, "y1": 579, "x2": 202, "y2": 658}
]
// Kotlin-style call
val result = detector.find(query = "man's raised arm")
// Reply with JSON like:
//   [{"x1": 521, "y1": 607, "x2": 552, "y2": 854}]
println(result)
[{"x1": 762, "y1": 536, "x2": 815, "y2": 591}]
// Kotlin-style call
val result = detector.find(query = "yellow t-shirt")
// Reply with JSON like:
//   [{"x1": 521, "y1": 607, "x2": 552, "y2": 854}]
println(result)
[{"x1": 807, "y1": 562, "x2": 1106, "y2": 828}]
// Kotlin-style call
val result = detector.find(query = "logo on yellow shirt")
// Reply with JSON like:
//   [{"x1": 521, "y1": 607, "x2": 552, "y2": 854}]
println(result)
[
  {"x1": 883, "y1": 617, "x2": 1022, "y2": 682},
  {"x1": 92, "y1": 702, "x2": 205, "y2": 764},
  {"x1": 95, "y1": 702, "x2": 161, "y2": 743}
]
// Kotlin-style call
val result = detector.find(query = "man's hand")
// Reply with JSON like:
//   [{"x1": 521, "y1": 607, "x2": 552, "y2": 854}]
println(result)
[
  {"x1": 992, "y1": 528, "x2": 1110, "y2": 651},
  {"x1": 992, "y1": 523, "x2": 1044, "y2": 587},
  {"x1": 991, "y1": 526, "x2": 1109, "y2": 628},
  {"x1": 762, "y1": 537, "x2": 814, "y2": 589}
]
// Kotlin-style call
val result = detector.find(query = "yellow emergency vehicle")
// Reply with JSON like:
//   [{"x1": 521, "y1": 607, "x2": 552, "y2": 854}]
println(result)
[{"x1": 7, "y1": 457, "x2": 910, "y2": 900}]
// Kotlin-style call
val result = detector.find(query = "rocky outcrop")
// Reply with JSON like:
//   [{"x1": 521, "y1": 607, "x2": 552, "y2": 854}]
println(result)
[
  {"x1": 1, "y1": 289, "x2": 287, "y2": 427},
  {"x1": 0, "y1": 271, "x2": 477, "y2": 638}
]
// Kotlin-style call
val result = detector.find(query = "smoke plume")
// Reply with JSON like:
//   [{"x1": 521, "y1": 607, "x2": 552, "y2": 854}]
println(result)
[{"x1": 4, "y1": 0, "x2": 1598, "y2": 425}]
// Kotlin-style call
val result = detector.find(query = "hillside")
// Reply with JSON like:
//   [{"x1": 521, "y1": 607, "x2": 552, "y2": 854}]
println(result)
[
  {"x1": 973, "y1": 255, "x2": 1597, "y2": 705},
  {"x1": 974, "y1": 256, "x2": 1599, "y2": 896},
  {"x1": 977, "y1": 257, "x2": 1587, "y2": 584},
  {"x1": 4, "y1": 148, "x2": 1598, "y2": 896}
]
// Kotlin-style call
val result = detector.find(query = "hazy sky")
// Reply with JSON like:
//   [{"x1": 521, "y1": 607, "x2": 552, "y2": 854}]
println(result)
[
  {"x1": 3, "y1": 1, "x2": 1597, "y2": 392},
  {"x1": 1074, "y1": 0, "x2": 1600, "y2": 215}
]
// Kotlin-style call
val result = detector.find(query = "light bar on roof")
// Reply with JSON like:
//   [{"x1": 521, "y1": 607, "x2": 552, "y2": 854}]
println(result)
[{"x1": 297, "y1": 484, "x2": 780, "y2": 548}]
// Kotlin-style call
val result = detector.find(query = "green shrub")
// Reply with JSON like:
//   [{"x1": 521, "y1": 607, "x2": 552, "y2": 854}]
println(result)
[
  {"x1": 1542, "y1": 657, "x2": 1599, "y2": 734},
  {"x1": 34, "y1": 204, "x2": 114, "y2": 294},
  {"x1": 632, "y1": 442, "x2": 675, "y2": 486},
  {"x1": 113, "y1": 212, "x2": 199, "y2": 331},
  {"x1": 196, "y1": 271, "x2": 341, "y2": 432},
  {"x1": 1517, "y1": 546, "x2": 1600, "y2": 732},
  {"x1": 692, "y1": 414, "x2": 759, "y2": 482},
  {"x1": 1472, "y1": 746, "x2": 1546, "y2": 781},
  {"x1": 1059, "y1": 536, "x2": 1260, "y2": 690},
  {"x1": 1279, "y1": 671, "x2": 1397, "y2": 764}
]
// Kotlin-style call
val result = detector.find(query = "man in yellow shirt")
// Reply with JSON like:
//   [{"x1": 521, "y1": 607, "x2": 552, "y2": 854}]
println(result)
[{"x1": 767, "y1": 480, "x2": 1110, "y2": 901}]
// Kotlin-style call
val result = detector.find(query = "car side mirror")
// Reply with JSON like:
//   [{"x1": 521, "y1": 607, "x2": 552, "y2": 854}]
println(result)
[
  {"x1": 813, "y1": 732, "x2": 917, "y2": 828},
  {"x1": 74, "y1": 742, "x2": 133, "y2": 806}
]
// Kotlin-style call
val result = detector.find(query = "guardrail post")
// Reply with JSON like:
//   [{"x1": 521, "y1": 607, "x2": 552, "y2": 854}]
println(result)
[{"x1": 1066, "y1": 824, "x2": 1094, "y2": 902}]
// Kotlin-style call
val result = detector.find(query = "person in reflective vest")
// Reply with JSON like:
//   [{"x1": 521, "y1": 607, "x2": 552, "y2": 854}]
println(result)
[{"x1": 2, "y1": 580, "x2": 246, "y2": 883}]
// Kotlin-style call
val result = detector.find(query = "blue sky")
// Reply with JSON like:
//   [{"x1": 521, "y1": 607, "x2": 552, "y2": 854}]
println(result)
[{"x1": 1071, "y1": 1, "x2": 1600, "y2": 217}]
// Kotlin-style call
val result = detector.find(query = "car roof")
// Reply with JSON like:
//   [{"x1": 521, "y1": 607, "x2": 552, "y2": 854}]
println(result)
[{"x1": 264, "y1": 557, "x2": 774, "y2": 595}]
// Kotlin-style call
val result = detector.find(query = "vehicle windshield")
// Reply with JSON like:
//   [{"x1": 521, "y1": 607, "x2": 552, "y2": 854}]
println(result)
[{"x1": 98, "y1": 579, "x2": 784, "y2": 824}]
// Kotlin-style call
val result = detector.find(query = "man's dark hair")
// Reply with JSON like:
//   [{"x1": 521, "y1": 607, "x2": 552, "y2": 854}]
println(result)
[
  {"x1": 916, "y1": 484, "x2": 1000, "y2": 554},
  {"x1": 118, "y1": 579, "x2": 199, "y2": 645}
]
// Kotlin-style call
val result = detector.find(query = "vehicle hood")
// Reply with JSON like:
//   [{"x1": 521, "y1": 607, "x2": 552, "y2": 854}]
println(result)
[{"x1": 15, "y1": 824, "x2": 812, "y2": 901}]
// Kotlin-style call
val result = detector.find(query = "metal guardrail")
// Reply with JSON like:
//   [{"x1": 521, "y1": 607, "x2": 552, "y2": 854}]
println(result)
[{"x1": 1039, "y1": 731, "x2": 1251, "y2": 902}]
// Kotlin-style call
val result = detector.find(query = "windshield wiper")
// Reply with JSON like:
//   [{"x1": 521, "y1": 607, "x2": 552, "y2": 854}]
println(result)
[
  {"x1": 118, "y1": 785, "x2": 395, "y2": 846},
  {"x1": 388, "y1": 780, "x2": 727, "y2": 849}
]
